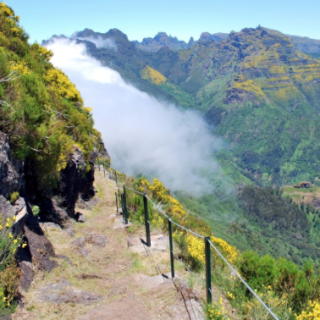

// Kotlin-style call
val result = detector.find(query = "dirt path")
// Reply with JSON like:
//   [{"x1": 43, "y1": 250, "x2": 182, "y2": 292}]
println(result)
[{"x1": 13, "y1": 170, "x2": 204, "y2": 320}]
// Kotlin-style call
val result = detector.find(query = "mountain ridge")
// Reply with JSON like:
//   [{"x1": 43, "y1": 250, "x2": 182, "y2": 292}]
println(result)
[{"x1": 49, "y1": 26, "x2": 320, "y2": 186}]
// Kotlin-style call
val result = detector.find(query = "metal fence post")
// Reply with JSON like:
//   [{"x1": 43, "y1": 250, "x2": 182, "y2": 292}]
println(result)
[
  {"x1": 205, "y1": 237, "x2": 212, "y2": 304},
  {"x1": 120, "y1": 193, "x2": 124, "y2": 215},
  {"x1": 168, "y1": 219, "x2": 175, "y2": 278},
  {"x1": 143, "y1": 194, "x2": 151, "y2": 247},
  {"x1": 123, "y1": 186, "x2": 128, "y2": 224},
  {"x1": 115, "y1": 192, "x2": 119, "y2": 214}
]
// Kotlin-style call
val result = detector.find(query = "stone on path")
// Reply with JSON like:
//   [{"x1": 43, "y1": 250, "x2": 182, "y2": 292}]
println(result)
[
  {"x1": 75, "y1": 212, "x2": 86, "y2": 223},
  {"x1": 112, "y1": 215, "x2": 132, "y2": 229},
  {"x1": 128, "y1": 234, "x2": 168, "y2": 253},
  {"x1": 86, "y1": 232, "x2": 106, "y2": 247},
  {"x1": 77, "y1": 296, "x2": 150, "y2": 320},
  {"x1": 71, "y1": 236, "x2": 88, "y2": 256},
  {"x1": 38, "y1": 279, "x2": 100, "y2": 305}
]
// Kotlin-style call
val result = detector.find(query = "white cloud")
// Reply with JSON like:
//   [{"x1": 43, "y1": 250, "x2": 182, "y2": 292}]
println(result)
[
  {"x1": 46, "y1": 38, "x2": 222, "y2": 195},
  {"x1": 75, "y1": 35, "x2": 118, "y2": 50}
]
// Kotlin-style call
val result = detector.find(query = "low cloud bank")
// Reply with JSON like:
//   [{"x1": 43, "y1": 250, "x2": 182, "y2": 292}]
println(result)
[
  {"x1": 46, "y1": 38, "x2": 222, "y2": 195},
  {"x1": 75, "y1": 35, "x2": 117, "y2": 50}
]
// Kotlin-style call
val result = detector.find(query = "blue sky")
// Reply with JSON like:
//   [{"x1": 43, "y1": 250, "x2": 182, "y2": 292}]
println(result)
[{"x1": 4, "y1": 0, "x2": 320, "y2": 43}]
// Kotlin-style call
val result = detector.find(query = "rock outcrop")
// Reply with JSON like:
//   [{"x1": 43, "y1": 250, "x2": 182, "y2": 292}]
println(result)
[
  {"x1": 0, "y1": 132, "x2": 110, "y2": 291},
  {"x1": 294, "y1": 181, "x2": 313, "y2": 188},
  {"x1": 0, "y1": 132, "x2": 23, "y2": 199},
  {"x1": 56, "y1": 144, "x2": 109, "y2": 218}
]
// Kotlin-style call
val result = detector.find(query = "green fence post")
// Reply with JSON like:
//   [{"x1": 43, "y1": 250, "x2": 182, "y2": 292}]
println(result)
[
  {"x1": 143, "y1": 194, "x2": 151, "y2": 247},
  {"x1": 205, "y1": 237, "x2": 212, "y2": 304},
  {"x1": 168, "y1": 219, "x2": 175, "y2": 278},
  {"x1": 120, "y1": 193, "x2": 124, "y2": 215},
  {"x1": 115, "y1": 170, "x2": 118, "y2": 186},
  {"x1": 115, "y1": 192, "x2": 119, "y2": 214},
  {"x1": 123, "y1": 186, "x2": 128, "y2": 224}
]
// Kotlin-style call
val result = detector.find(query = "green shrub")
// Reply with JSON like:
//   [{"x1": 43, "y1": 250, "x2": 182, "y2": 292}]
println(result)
[
  {"x1": 0, "y1": 215, "x2": 24, "y2": 315},
  {"x1": 32, "y1": 205, "x2": 40, "y2": 216},
  {"x1": 237, "y1": 251, "x2": 276, "y2": 288},
  {"x1": 9, "y1": 192, "x2": 19, "y2": 204}
]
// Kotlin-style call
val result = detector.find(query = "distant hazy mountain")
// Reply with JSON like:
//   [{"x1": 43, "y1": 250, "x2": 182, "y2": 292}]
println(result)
[
  {"x1": 131, "y1": 30, "x2": 320, "y2": 59},
  {"x1": 288, "y1": 35, "x2": 320, "y2": 58},
  {"x1": 132, "y1": 32, "x2": 229, "y2": 52}
]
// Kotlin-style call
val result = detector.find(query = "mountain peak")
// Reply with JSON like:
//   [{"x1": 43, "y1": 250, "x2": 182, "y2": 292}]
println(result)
[
  {"x1": 137, "y1": 32, "x2": 188, "y2": 52},
  {"x1": 154, "y1": 32, "x2": 170, "y2": 40}
]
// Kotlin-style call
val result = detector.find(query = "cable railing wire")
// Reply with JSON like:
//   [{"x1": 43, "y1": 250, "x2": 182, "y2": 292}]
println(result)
[
  {"x1": 124, "y1": 185, "x2": 145, "y2": 196},
  {"x1": 171, "y1": 220, "x2": 205, "y2": 239},
  {"x1": 147, "y1": 186, "x2": 278, "y2": 319},
  {"x1": 175, "y1": 255, "x2": 206, "y2": 287},
  {"x1": 95, "y1": 164, "x2": 280, "y2": 319},
  {"x1": 208, "y1": 240, "x2": 279, "y2": 320}
]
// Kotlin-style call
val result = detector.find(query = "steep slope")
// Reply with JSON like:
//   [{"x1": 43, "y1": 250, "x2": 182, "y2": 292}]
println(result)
[
  {"x1": 65, "y1": 26, "x2": 320, "y2": 185},
  {"x1": 0, "y1": 4, "x2": 110, "y2": 315},
  {"x1": 289, "y1": 35, "x2": 320, "y2": 58}
]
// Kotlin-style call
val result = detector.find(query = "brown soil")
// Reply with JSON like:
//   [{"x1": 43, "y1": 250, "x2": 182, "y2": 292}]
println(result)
[{"x1": 12, "y1": 170, "x2": 204, "y2": 320}]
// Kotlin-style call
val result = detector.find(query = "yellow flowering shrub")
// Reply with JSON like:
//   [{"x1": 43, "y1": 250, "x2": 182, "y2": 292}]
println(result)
[
  {"x1": 150, "y1": 215, "x2": 165, "y2": 229},
  {"x1": 206, "y1": 298, "x2": 229, "y2": 320},
  {"x1": 210, "y1": 236, "x2": 238, "y2": 263},
  {"x1": 0, "y1": 3, "x2": 13, "y2": 17},
  {"x1": 186, "y1": 234, "x2": 205, "y2": 264},
  {"x1": 166, "y1": 195, "x2": 186, "y2": 218},
  {"x1": 141, "y1": 65, "x2": 167, "y2": 85},
  {"x1": 149, "y1": 178, "x2": 169, "y2": 202},
  {"x1": 296, "y1": 301, "x2": 320, "y2": 320},
  {"x1": 137, "y1": 178, "x2": 187, "y2": 219},
  {"x1": 10, "y1": 60, "x2": 29, "y2": 74},
  {"x1": 44, "y1": 68, "x2": 83, "y2": 102},
  {"x1": 243, "y1": 288, "x2": 291, "y2": 320},
  {"x1": 185, "y1": 234, "x2": 238, "y2": 266},
  {"x1": 83, "y1": 106, "x2": 92, "y2": 113},
  {"x1": 0, "y1": 215, "x2": 27, "y2": 312},
  {"x1": 234, "y1": 79, "x2": 266, "y2": 99}
]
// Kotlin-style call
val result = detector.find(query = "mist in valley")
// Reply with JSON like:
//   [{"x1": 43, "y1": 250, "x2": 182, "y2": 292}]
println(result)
[{"x1": 46, "y1": 38, "x2": 224, "y2": 196}]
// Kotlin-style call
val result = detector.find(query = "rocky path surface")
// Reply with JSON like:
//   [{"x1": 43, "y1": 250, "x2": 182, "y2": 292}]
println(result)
[{"x1": 13, "y1": 170, "x2": 204, "y2": 320}]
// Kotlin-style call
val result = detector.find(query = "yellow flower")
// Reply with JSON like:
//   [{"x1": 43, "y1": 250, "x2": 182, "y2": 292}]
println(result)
[
  {"x1": 2, "y1": 297, "x2": 6, "y2": 302},
  {"x1": 6, "y1": 223, "x2": 10, "y2": 228},
  {"x1": 13, "y1": 239, "x2": 18, "y2": 244},
  {"x1": 0, "y1": 225, "x2": 2, "y2": 231},
  {"x1": 12, "y1": 216, "x2": 17, "y2": 221},
  {"x1": 22, "y1": 243, "x2": 27, "y2": 248}
]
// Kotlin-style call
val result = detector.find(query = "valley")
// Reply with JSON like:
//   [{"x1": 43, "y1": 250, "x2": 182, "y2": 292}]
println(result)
[{"x1": 49, "y1": 26, "x2": 320, "y2": 267}]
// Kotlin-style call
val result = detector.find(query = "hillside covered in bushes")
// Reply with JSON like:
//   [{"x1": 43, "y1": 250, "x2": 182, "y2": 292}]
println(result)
[
  {"x1": 0, "y1": 2, "x2": 103, "y2": 191},
  {"x1": 0, "y1": 3, "x2": 108, "y2": 317}
]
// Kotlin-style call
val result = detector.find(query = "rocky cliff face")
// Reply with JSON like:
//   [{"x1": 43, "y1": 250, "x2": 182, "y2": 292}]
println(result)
[
  {"x1": 0, "y1": 131, "x2": 110, "y2": 289},
  {"x1": 0, "y1": 132, "x2": 24, "y2": 199}
]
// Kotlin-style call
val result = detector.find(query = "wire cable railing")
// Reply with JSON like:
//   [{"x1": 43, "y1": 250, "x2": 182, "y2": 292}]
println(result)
[{"x1": 96, "y1": 163, "x2": 280, "y2": 320}]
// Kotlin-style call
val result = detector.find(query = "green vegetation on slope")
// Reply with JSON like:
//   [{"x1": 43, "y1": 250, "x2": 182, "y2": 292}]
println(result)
[
  {"x1": 0, "y1": 4, "x2": 101, "y2": 189},
  {"x1": 119, "y1": 173, "x2": 320, "y2": 318},
  {"x1": 74, "y1": 26, "x2": 320, "y2": 186},
  {"x1": 0, "y1": 3, "x2": 102, "y2": 315}
]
